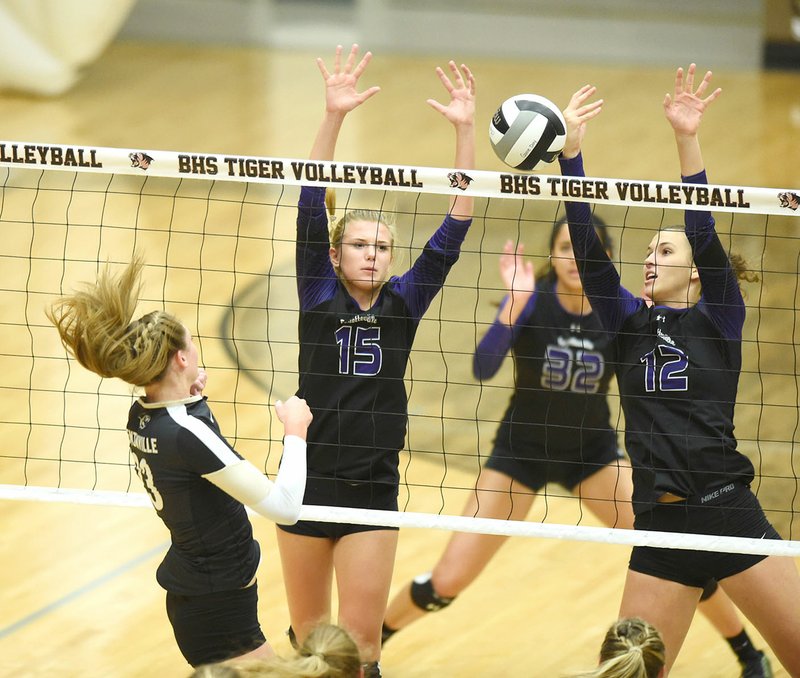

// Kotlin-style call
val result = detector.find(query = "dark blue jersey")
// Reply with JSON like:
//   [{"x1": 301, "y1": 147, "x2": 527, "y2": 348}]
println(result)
[
  {"x1": 127, "y1": 395, "x2": 260, "y2": 595},
  {"x1": 560, "y1": 153, "x2": 754, "y2": 511},
  {"x1": 296, "y1": 186, "x2": 471, "y2": 483},
  {"x1": 474, "y1": 277, "x2": 616, "y2": 453}
]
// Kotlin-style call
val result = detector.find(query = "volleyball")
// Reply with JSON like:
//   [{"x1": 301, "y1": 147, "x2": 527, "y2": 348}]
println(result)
[{"x1": 489, "y1": 94, "x2": 567, "y2": 170}]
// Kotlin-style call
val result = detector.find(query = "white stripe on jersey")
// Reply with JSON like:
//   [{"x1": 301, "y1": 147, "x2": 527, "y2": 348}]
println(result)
[{"x1": 166, "y1": 404, "x2": 240, "y2": 467}]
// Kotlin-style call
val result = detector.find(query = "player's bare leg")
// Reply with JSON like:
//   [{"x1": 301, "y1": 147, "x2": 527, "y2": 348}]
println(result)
[
  {"x1": 275, "y1": 528, "x2": 335, "y2": 645},
  {"x1": 334, "y1": 529, "x2": 399, "y2": 665},
  {"x1": 720, "y1": 555, "x2": 800, "y2": 676},
  {"x1": 619, "y1": 569, "x2": 700, "y2": 676},
  {"x1": 383, "y1": 468, "x2": 535, "y2": 635}
]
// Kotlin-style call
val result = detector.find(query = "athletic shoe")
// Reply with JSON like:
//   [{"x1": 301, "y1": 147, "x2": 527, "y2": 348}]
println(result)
[{"x1": 740, "y1": 650, "x2": 773, "y2": 678}]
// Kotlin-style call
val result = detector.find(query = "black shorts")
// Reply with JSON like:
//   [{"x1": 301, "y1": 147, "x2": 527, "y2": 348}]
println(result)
[
  {"x1": 277, "y1": 475, "x2": 399, "y2": 539},
  {"x1": 166, "y1": 582, "x2": 265, "y2": 667},
  {"x1": 484, "y1": 430, "x2": 622, "y2": 492},
  {"x1": 629, "y1": 484, "x2": 781, "y2": 588}
]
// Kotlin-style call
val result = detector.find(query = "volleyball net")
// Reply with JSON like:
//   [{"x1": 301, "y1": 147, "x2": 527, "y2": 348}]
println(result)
[{"x1": 1, "y1": 140, "x2": 799, "y2": 557}]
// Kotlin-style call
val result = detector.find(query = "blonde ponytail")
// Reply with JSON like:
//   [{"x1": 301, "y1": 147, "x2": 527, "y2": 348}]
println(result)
[{"x1": 47, "y1": 256, "x2": 186, "y2": 387}]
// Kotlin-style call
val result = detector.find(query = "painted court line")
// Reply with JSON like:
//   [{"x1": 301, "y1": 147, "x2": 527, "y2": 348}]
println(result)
[{"x1": 0, "y1": 540, "x2": 169, "y2": 640}]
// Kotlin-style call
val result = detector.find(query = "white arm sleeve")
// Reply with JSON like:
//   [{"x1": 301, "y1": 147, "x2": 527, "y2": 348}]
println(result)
[{"x1": 202, "y1": 434, "x2": 307, "y2": 525}]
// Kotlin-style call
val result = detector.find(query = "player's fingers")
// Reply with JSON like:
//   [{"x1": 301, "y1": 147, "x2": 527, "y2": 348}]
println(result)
[
  {"x1": 434, "y1": 66, "x2": 454, "y2": 92},
  {"x1": 352, "y1": 50, "x2": 373, "y2": 78},
  {"x1": 426, "y1": 98, "x2": 446, "y2": 114},
  {"x1": 316, "y1": 58, "x2": 331, "y2": 80},
  {"x1": 343, "y1": 43, "x2": 359, "y2": 72},
  {"x1": 695, "y1": 70, "x2": 713, "y2": 97},
  {"x1": 448, "y1": 60, "x2": 464, "y2": 86},
  {"x1": 703, "y1": 86, "x2": 722, "y2": 105},
  {"x1": 357, "y1": 86, "x2": 381, "y2": 103},
  {"x1": 333, "y1": 44, "x2": 343, "y2": 73},
  {"x1": 673, "y1": 67, "x2": 684, "y2": 96},
  {"x1": 576, "y1": 84, "x2": 596, "y2": 102},
  {"x1": 460, "y1": 64, "x2": 475, "y2": 94},
  {"x1": 578, "y1": 99, "x2": 603, "y2": 117},
  {"x1": 685, "y1": 63, "x2": 696, "y2": 92}
]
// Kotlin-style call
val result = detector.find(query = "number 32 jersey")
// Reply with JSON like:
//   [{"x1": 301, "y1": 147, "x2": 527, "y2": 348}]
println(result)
[
  {"x1": 485, "y1": 278, "x2": 616, "y2": 454},
  {"x1": 296, "y1": 186, "x2": 471, "y2": 484}
]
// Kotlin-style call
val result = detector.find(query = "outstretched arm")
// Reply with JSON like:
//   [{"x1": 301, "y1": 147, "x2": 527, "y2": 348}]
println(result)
[
  {"x1": 203, "y1": 396, "x2": 312, "y2": 525},
  {"x1": 298, "y1": 45, "x2": 379, "y2": 305},
  {"x1": 394, "y1": 62, "x2": 476, "y2": 318},
  {"x1": 473, "y1": 240, "x2": 535, "y2": 380},
  {"x1": 309, "y1": 43, "x2": 381, "y2": 162},
  {"x1": 428, "y1": 61, "x2": 476, "y2": 220},
  {"x1": 663, "y1": 63, "x2": 720, "y2": 178},
  {"x1": 665, "y1": 64, "x2": 742, "y2": 338},
  {"x1": 559, "y1": 85, "x2": 637, "y2": 334}
]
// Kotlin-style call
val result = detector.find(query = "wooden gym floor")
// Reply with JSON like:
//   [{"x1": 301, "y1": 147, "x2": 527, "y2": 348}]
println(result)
[{"x1": 1, "y1": 40, "x2": 800, "y2": 677}]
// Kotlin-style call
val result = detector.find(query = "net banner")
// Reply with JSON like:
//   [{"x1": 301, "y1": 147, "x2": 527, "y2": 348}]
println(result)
[{"x1": 1, "y1": 139, "x2": 799, "y2": 216}]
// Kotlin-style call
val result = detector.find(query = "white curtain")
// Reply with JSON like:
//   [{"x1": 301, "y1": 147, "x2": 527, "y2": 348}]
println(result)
[{"x1": 0, "y1": 0, "x2": 138, "y2": 95}]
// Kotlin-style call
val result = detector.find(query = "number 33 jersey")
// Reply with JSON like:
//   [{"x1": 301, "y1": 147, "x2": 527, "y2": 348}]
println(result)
[{"x1": 127, "y1": 395, "x2": 259, "y2": 595}]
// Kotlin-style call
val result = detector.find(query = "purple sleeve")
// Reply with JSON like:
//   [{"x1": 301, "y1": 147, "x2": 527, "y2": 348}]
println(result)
[
  {"x1": 682, "y1": 170, "x2": 744, "y2": 340},
  {"x1": 473, "y1": 294, "x2": 536, "y2": 380},
  {"x1": 296, "y1": 186, "x2": 338, "y2": 310},
  {"x1": 393, "y1": 214, "x2": 472, "y2": 320},
  {"x1": 558, "y1": 154, "x2": 639, "y2": 335}
]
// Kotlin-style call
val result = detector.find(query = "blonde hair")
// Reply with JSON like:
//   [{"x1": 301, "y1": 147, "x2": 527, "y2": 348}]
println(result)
[
  {"x1": 189, "y1": 625, "x2": 361, "y2": 678},
  {"x1": 567, "y1": 618, "x2": 665, "y2": 678},
  {"x1": 46, "y1": 256, "x2": 186, "y2": 387},
  {"x1": 329, "y1": 209, "x2": 397, "y2": 247},
  {"x1": 265, "y1": 624, "x2": 361, "y2": 678}
]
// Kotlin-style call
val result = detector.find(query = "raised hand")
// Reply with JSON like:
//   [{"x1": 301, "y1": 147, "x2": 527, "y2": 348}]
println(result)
[
  {"x1": 275, "y1": 396, "x2": 313, "y2": 439},
  {"x1": 561, "y1": 84, "x2": 603, "y2": 159},
  {"x1": 427, "y1": 61, "x2": 476, "y2": 129},
  {"x1": 663, "y1": 63, "x2": 721, "y2": 138},
  {"x1": 499, "y1": 239, "x2": 535, "y2": 296},
  {"x1": 189, "y1": 368, "x2": 207, "y2": 396},
  {"x1": 316, "y1": 44, "x2": 381, "y2": 116}
]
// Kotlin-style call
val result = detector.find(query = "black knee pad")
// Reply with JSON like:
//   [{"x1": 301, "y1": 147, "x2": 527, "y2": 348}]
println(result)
[
  {"x1": 700, "y1": 578, "x2": 719, "y2": 602},
  {"x1": 410, "y1": 572, "x2": 455, "y2": 612},
  {"x1": 381, "y1": 622, "x2": 397, "y2": 645}
]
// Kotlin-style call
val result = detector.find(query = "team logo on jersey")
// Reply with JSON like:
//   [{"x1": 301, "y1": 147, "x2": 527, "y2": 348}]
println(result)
[
  {"x1": 778, "y1": 191, "x2": 799, "y2": 211},
  {"x1": 138, "y1": 414, "x2": 151, "y2": 429},
  {"x1": 656, "y1": 328, "x2": 675, "y2": 346},
  {"x1": 447, "y1": 171, "x2": 473, "y2": 190},
  {"x1": 129, "y1": 151, "x2": 154, "y2": 171},
  {"x1": 557, "y1": 334, "x2": 595, "y2": 350}
]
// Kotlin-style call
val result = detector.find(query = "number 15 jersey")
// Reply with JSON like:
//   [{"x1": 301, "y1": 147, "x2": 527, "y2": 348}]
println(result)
[{"x1": 296, "y1": 186, "x2": 471, "y2": 484}]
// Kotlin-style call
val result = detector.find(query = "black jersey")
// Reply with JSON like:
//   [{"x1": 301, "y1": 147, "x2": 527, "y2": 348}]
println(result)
[
  {"x1": 296, "y1": 186, "x2": 471, "y2": 483},
  {"x1": 127, "y1": 395, "x2": 260, "y2": 595},
  {"x1": 561, "y1": 154, "x2": 754, "y2": 511},
  {"x1": 474, "y1": 277, "x2": 616, "y2": 453}
]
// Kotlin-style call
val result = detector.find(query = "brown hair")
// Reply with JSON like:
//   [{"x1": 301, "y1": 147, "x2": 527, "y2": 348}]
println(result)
[
  {"x1": 537, "y1": 214, "x2": 613, "y2": 282},
  {"x1": 660, "y1": 226, "x2": 759, "y2": 287},
  {"x1": 46, "y1": 256, "x2": 186, "y2": 387}
]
